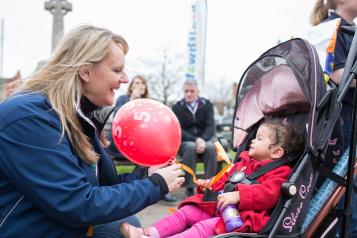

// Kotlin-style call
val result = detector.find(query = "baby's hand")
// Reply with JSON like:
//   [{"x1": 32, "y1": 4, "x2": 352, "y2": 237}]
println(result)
[
  {"x1": 217, "y1": 191, "x2": 240, "y2": 210},
  {"x1": 197, "y1": 179, "x2": 211, "y2": 190}
]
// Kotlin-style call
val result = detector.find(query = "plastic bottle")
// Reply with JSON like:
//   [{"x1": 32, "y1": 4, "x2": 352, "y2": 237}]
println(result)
[{"x1": 218, "y1": 191, "x2": 244, "y2": 232}]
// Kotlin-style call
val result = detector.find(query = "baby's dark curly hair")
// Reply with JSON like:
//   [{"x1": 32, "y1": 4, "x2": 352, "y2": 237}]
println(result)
[{"x1": 261, "y1": 119, "x2": 304, "y2": 157}]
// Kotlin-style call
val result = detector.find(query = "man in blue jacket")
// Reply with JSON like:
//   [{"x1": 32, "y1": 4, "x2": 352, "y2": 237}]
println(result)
[{"x1": 172, "y1": 80, "x2": 217, "y2": 197}]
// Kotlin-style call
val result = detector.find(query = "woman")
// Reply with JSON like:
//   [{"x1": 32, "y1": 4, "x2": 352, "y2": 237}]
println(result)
[
  {"x1": 310, "y1": 0, "x2": 357, "y2": 236},
  {"x1": 118, "y1": 75, "x2": 149, "y2": 107},
  {"x1": 0, "y1": 25, "x2": 184, "y2": 237}
]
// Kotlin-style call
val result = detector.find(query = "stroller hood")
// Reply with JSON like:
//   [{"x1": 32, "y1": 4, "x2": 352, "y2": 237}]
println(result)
[{"x1": 233, "y1": 38, "x2": 327, "y2": 152}]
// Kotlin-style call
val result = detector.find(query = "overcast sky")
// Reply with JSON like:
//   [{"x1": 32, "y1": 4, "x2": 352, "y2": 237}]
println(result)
[{"x1": 0, "y1": 0, "x2": 315, "y2": 94}]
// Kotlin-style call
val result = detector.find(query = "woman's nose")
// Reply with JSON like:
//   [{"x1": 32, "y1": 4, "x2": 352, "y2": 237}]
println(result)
[{"x1": 120, "y1": 73, "x2": 129, "y2": 83}]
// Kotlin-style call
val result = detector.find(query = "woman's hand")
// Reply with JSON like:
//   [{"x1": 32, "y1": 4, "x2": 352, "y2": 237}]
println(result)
[
  {"x1": 148, "y1": 158, "x2": 176, "y2": 176},
  {"x1": 216, "y1": 191, "x2": 240, "y2": 210},
  {"x1": 153, "y1": 164, "x2": 185, "y2": 192}
]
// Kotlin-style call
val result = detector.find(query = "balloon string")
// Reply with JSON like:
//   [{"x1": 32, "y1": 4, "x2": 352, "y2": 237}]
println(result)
[
  {"x1": 176, "y1": 162, "x2": 199, "y2": 184},
  {"x1": 176, "y1": 141, "x2": 233, "y2": 188},
  {"x1": 209, "y1": 163, "x2": 232, "y2": 187},
  {"x1": 214, "y1": 141, "x2": 232, "y2": 165}
]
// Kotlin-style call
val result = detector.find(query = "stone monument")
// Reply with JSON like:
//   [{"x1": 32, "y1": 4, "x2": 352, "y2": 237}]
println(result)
[{"x1": 44, "y1": 0, "x2": 72, "y2": 52}]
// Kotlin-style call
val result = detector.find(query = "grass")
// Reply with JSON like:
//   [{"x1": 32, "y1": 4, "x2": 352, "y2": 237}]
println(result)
[
  {"x1": 116, "y1": 164, "x2": 135, "y2": 174},
  {"x1": 115, "y1": 150, "x2": 236, "y2": 174}
]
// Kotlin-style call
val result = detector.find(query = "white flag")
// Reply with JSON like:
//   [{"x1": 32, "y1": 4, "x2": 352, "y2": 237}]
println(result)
[{"x1": 185, "y1": 0, "x2": 207, "y2": 88}]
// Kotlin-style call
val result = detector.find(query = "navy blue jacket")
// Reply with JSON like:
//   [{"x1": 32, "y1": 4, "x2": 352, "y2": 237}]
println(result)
[
  {"x1": 0, "y1": 93, "x2": 163, "y2": 237},
  {"x1": 323, "y1": 12, "x2": 355, "y2": 105}
]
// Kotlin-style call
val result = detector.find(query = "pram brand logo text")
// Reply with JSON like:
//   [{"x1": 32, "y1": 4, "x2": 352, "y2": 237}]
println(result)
[
  {"x1": 299, "y1": 174, "x2": 313, "y2": 199},
  {"x1": 283, "y1": 174, "x2": 314, "y2": 232}
]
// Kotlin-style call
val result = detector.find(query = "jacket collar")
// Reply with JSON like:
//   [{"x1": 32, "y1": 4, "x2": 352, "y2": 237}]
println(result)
[
  {"x1": 80, "y1": 96, "x2": 98, "y2": 118},
  {"x1": 326, "y1": 12, "x2": 354, "y2": 26},
  {"x1": 179, "y1": 97, "x2": 206, "y2": 107},
  {"x1": 78, "y1": 97, "x2": 114, "y2": 134}
]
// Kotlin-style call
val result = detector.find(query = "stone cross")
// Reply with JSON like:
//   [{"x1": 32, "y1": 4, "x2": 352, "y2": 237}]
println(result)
[{"x1": 44, "y1": 0, "x2": 72, "y2": 51}]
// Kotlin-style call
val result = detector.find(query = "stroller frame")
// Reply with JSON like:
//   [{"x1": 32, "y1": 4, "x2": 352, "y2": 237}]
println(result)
[
  {"x1": 335, "y1": 25, "x2": 357, "y2": 238},
  {"x1": 215, "y1": 26, "x2": 357, "y2": 238}
]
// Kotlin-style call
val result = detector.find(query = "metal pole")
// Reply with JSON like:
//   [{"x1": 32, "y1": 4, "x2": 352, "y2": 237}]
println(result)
[
  {"x1": 341, "y1": 62, "x2": 357, "y2": 238},
  {"x1": 201, "y1": 0, "x2": 207, "y2": 88},
  {"x1": 0, "y1": 18, "x2": 4, "y2": 101},
  {"x1": 334, "y1": 25, "x2": 357, "y2": 238},
  {"x1": 0, "y1": 18, "x2": 3, "y2": 78}
]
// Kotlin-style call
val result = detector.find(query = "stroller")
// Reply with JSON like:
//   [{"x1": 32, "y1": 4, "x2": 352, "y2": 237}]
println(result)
[{"x1": 213, "y1": 29, "x2": 357, "y2": 237}]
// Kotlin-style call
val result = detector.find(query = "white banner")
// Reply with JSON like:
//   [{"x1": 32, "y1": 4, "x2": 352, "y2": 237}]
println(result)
[{"x1": 185, "y1": 0, "x2": 207, "y2": 88}]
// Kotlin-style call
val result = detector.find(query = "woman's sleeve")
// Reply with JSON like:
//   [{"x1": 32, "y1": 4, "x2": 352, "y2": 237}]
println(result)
[
  {"x1": 116, "y1": 172, "x2": 141, "y2": 183},
  {"x1": 237, "y1": 166, "x2": 292, "y2": 211},
  {"x1": 0, "y1": 115, "x2": 162, "y2": 228}
]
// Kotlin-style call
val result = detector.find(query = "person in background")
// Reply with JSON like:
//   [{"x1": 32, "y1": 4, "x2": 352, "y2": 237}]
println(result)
[
  {"x1": 0, "y1": 25, "x2": 184, "y2": 238},
  {"x1": 311, "y1": 0, "x2": 357, "y2": 149},
  {"x1": 310, "y1": 0, "x2": 357, "y2": 236},
  {"x1": 107, "y1": 75, "x2": 178, "y2": 202},
  {"x1": 106, "y1": 75, "x2": 150, "y2": 161},
  {"x1": 172, "y1": 79, "x2": 217, "y2": 197},
  {"x1": 117, "y1": 75, "x2": 149, "y2": 108}
]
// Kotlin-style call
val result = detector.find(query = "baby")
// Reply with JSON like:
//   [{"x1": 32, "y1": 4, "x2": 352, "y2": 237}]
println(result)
[{"x1": 121, "y1": 119, "x2": 304, "y2": 238}]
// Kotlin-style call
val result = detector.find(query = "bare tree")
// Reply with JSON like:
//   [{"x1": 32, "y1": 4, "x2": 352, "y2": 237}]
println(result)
[
  {"x1": 133, "y1": 47, "x2": 185, "y2": 105},
  {"x1": 204, "y1": 77, "x2": 235, "y2": 116}
]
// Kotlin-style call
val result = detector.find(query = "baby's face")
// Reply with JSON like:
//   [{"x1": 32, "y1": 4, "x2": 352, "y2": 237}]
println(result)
[{"x1": 248, "y1": 125, "x2": 275, "y2": 161}]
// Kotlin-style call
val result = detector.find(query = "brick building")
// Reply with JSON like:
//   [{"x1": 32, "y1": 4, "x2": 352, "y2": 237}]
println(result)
[{"x1": 0, "y1": 71, "x2": 22, "y2": 101}]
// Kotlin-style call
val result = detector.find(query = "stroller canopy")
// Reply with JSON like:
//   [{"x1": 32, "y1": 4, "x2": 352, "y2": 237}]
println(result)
[{"x1": 233, "y1": 38, "x2": 327, "y2": 152}]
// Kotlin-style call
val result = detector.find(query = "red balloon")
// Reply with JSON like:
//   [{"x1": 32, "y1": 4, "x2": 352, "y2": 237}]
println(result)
[{"x1": 112, "y1": 98, "x2": 181, "y2": 166}]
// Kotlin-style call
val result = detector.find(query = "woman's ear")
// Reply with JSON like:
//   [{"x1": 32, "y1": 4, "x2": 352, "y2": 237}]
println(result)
[
  {"x1": 78, "y1": 65, "x2": 91, "y2": 83},
  {"x1": 271, "y1": 147, "x2": 284, "y2": 159}
]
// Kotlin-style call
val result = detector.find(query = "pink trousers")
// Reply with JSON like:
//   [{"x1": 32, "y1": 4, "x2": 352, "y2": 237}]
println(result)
[{"x1": 152, "y1": 205, "x2": 220, "y2": 238}]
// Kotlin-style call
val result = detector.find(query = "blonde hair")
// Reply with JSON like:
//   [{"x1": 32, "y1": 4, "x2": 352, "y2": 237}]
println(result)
[
  {"x1": 310, "y1": 0, "x2": 337, "y2": 26},
  {"x1": 20, "y1": 25, "x2": 128, "y2": 164}
]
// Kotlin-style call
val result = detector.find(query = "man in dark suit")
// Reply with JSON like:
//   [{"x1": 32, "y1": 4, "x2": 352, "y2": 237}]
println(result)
[{"x1": 172, "y1": 80, "x2": 217, "y2": 197}]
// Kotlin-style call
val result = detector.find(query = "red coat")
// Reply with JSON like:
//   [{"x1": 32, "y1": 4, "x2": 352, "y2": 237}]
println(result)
[{"x1": 179, "y1": 151, "x2": 292, "y2": 234}]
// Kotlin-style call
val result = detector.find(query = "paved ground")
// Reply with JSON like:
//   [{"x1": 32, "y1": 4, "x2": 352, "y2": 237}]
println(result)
[{"x1": 137, "y1": 186, "x2": 187, "y2": 227}]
